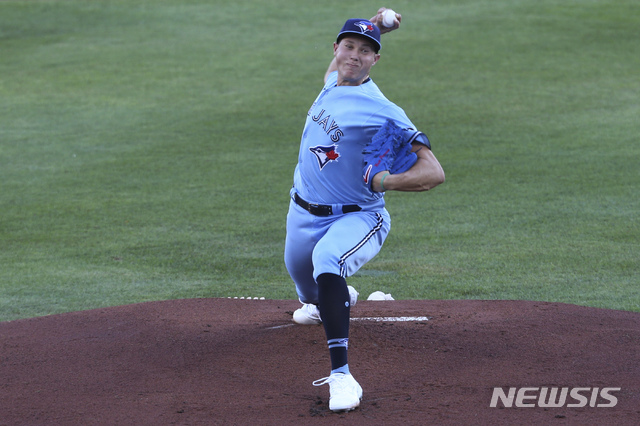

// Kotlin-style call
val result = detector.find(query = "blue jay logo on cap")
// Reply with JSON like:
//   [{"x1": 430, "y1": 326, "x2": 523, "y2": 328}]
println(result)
[{"x1": 354, "y1": 21, "x2": 375, "y2": 34}]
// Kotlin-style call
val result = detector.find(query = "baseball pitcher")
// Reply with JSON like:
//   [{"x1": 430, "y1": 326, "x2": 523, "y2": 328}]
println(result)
[{"x1": 284, "y1": 7, "x2": 445, "y2": 412}]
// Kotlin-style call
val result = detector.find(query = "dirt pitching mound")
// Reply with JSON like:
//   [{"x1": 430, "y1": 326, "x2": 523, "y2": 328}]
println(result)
[{"x1": 1, "y1": 299, "x2": 639, "y2": 425}]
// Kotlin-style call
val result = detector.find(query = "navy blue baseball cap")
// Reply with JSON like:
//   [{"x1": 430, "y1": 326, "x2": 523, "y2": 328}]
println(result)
[{"x1": 336, "y1": 18, "x2": 381, "y2": 52}]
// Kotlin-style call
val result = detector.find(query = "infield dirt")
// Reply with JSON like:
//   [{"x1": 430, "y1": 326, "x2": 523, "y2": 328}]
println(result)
[{"x1": 1, "y1": 299, "x2": 639, "y2": 425}]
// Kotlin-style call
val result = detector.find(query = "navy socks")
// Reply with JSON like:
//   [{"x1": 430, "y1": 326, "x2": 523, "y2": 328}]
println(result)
[{"x1": 317, "y1": 273, "x2": 351, "y2": 373}]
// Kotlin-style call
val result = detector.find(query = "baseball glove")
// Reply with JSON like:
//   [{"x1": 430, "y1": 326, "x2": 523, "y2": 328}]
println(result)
[{"x1": 362, "y1": 119, "x2": 418, "y2": 189}]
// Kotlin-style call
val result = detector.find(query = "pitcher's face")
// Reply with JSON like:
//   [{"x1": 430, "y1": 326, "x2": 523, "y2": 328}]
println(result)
[{"x1": 333, "y1": 36, "x2": 380, "y2": 86}]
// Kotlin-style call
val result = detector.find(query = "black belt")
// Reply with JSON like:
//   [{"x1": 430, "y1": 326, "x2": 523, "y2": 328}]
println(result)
[{"x1": 294, "y1": 193, "x2": 361, "y2": 216}]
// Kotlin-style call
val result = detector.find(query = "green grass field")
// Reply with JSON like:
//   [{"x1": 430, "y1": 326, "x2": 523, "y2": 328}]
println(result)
[{"x1": 1, "y1": 0, "x2": 638, "y2": 322}]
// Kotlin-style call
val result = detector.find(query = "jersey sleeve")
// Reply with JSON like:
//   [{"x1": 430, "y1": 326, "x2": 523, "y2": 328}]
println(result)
[{"x1": 406, "y1": 130, "x2": 431, "y2": 150}]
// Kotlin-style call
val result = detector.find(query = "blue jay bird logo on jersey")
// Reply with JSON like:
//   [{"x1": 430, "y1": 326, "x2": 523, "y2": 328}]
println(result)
[{"x1": 310, "y1": 145, "x2": 340, "y2": 170}]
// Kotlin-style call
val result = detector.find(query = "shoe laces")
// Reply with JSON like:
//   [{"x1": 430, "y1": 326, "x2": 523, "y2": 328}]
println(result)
[
  {"x1": 313, "y1": 376, "x2": 332, "y2": 387},
  {"x1": 313, "y1": 373, "x2": 350, "y2": 389}
]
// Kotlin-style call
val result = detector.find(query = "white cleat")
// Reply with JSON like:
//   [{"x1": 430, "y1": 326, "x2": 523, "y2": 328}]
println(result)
[
  {"x1": 292, "y1": 303, "x2": 322, "y2": 325},
  {"x1": 347, "y1": 285, "x2": 359, "y2": 307},
  {"x1": 292, "y1": 286, "x2": 359, "y2": 325},
  {"x1": 313, "y1": 373, "x2": 363, "y2": 412}
]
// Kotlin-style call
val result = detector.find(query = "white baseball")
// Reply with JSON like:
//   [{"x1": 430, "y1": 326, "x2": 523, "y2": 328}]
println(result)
[{"x1": 382, "y1": 9, "x2": 397, "y2": 28}]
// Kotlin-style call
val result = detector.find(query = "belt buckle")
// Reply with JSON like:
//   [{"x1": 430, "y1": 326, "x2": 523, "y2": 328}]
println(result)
[
  {"x1": 308, "y1": 203, "x2": 319, "y2": 214},
  {"x1": 309, "y1": 203, "x2": 332, "y2": 216}
]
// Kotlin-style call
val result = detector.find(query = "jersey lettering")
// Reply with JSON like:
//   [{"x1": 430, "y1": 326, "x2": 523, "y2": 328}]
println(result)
[{"x1": 311, "y1": 109, "x2": 343, "y2": 142}]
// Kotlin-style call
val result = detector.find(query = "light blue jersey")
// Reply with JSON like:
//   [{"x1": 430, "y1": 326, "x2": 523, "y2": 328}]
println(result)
[
  {"x1": 285, "y1": 71, "x2": 429, "y2": 304},
  {"x1": 291, "y1": 71, "x2": 422, "y2": 206}
]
